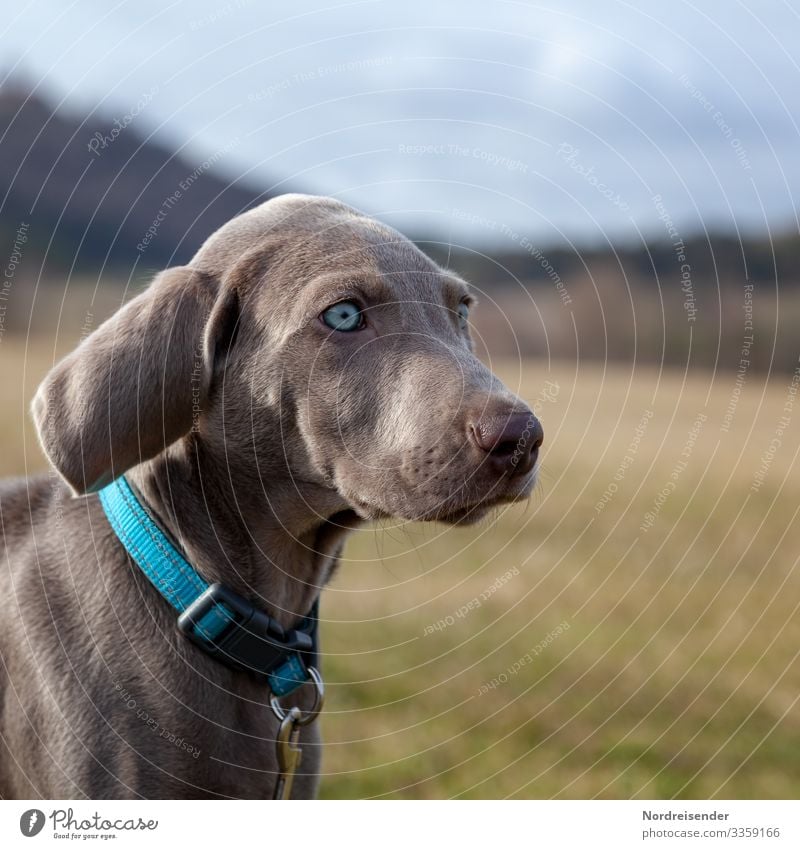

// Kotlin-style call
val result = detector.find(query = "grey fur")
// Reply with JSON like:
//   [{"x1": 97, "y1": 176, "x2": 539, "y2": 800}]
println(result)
[{"x1": 0, "y1": 195, "x2": 541, "y2": 799}]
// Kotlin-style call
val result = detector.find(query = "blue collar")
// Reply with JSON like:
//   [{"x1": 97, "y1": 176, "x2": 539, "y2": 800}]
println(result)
[{"x1": 98, "y1": 475, "x2": 318, "y2": 697}]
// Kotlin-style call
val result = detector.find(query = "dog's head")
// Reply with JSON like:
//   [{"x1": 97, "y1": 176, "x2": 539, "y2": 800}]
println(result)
[{"x1": 33, "y1": 195, "x2": 542, "y2": 525}]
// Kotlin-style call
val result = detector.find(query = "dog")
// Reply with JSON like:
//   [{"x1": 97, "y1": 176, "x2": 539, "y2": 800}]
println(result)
[{"x1": 0, "y1": 194, "x2": 543, "y2": 799}]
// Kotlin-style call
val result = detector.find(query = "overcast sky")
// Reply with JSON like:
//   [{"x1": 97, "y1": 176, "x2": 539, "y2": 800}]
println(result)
[{"x1": 4, "y1": 0, "x2": 799, "y2": 248}]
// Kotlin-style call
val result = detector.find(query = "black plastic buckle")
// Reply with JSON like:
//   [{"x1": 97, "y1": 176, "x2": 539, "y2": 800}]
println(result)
[{"x1": 177, "y1": 583, "x2": 314, "y2": 678}]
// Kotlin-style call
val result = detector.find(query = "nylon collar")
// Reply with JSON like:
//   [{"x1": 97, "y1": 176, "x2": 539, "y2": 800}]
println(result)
[{"x1": 98, "y1": 475, "x2": 318, "y2": 696}]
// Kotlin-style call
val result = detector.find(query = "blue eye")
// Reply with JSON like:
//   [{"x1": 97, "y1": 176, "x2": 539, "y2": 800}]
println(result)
[
  {"x1": 457, "y1": 301, "x2": 470, "y2": 330},
  {"x1": 321, "y1": 300, "x2": 364, "y2": 332}
]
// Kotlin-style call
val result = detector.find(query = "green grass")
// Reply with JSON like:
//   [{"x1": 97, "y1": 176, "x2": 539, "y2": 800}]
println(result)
[{"x1": 3, "y1": 338, "x2": 799, "y2": 798}]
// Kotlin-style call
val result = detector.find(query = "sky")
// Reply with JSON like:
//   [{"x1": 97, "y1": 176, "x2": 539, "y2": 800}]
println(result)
[{"x1": 3, "y1": 0, "x2": 799, "y2": 249}]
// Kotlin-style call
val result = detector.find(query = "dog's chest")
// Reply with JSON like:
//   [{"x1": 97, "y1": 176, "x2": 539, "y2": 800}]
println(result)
[{"x1": 103, "y1": 659, "x2": 302, "y2": 798}]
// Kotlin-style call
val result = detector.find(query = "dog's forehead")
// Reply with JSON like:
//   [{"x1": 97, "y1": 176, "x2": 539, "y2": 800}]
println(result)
[
  {"x1": 282, "y1": 226, "x2": 462, "y2": 310},
  {"x1": 191, "y1": 194, "x2": 457, "y2": 295}
]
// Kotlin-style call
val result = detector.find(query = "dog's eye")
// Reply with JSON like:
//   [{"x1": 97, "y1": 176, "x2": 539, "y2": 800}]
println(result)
[
  {"x1": 321, "y1": 300, "x2": 364, "y2": 332},
  {"x1": 457, "y1": 301, "x2": 470, "y2": 330}
]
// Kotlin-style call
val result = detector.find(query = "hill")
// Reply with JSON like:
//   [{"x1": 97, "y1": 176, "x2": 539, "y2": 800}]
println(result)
[{"x1": 0, "y1": 82, "x2": 268, "y2": 275}]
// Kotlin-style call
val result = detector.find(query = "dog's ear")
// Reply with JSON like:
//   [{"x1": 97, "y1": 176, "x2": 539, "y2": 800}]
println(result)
[{"x1": 32, "y1": 266, "x2": 227, "y2": 495}]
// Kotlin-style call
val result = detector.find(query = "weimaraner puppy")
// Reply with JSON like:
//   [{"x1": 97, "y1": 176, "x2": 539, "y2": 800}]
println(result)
[{"x1": 0, "y1": 194, "x2": 543, "y2": 799}]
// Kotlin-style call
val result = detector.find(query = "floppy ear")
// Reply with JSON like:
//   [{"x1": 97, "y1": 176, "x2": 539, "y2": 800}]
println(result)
[{"x1": 32, "y1": 266, "x2": 223, "y2": 495}]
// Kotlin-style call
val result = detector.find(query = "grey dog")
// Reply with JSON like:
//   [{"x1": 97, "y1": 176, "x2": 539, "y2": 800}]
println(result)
[{"x1": 0, "y1": 195, "x2": 543, "y2": 799}]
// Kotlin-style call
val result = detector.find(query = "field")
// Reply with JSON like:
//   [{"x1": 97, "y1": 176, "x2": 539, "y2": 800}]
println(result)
[{"x1": 2, "y1": 336, "x2": 799, "y2": 799}]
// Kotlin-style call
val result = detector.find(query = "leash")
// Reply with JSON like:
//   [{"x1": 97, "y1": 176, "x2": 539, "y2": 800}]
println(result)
[{"x1": 98, "y1": 474, "x2": 324, "y2": 799}]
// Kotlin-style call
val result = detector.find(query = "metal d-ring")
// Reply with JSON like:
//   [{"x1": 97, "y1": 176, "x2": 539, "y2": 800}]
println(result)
[{"x1": 270, "y1": 666, "x2": 325, "y2": 726}]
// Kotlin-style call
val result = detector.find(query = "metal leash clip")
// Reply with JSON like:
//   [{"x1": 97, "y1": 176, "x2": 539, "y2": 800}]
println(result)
[{"x1": 270, "y1": 667, "x2": 325, "y2": 800}]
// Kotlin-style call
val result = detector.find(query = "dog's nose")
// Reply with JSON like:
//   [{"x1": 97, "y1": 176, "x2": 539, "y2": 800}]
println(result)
[{"x1": 469, "y1": 409, "x2": 543, "y2": 476}]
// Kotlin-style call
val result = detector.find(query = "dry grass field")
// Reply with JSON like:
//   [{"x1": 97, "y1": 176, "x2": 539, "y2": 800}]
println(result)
[{"x1": 2, "y1": 333, "x2": 799, "y2": 799}]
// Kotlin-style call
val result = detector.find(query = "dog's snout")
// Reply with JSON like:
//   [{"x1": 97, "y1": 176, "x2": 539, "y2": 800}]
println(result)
[{"x1": 469, "y1": 409, "x2": 543, "y2": 476}]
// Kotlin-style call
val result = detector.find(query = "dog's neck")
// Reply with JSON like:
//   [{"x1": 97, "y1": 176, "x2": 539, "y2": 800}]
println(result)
[{"x1": 126, "y1": 436, "x2": 358, "y2": 629}]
